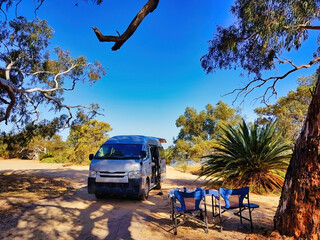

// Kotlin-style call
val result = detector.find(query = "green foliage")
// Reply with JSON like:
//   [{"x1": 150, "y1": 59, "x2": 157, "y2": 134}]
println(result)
[
  {"x1": 164, "y1": 147, "x2": 174, "y2": 164},
  {"x1": 176, "y1": 101, "x2": 241, "y2": 141},
  {"x1": 0, "y1": 118, "x2": 112, "y2": 165},
  {"x1": 201, "y1": 0, "x2": 318, "y2": 76},
  {"x1": 39, "y1": 152, "x2": 54, "y2": 160},
  {"x1": 172, "y1": 101, "x2": 241, "y2": 163},
  {"x1": 200, "y1": 120, "x2": 292, "y2": 193},
  {"x1": 255, "y1": 74, "x2": 317, "y2": 145},
  {"x1": 0, "y1": 16, "x2": 105, "y2": 128},
  {"x1": 67, "y1": 120, "x2": 112, "y2": 165},
  {"x1": 0, "y1": 120, "x2": 61, "y2": 159}
]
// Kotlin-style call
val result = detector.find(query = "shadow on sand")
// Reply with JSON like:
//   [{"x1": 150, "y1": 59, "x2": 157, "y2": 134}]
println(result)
[{"x1": 0, "y1": 172, "x2": 276, "y2": 240}]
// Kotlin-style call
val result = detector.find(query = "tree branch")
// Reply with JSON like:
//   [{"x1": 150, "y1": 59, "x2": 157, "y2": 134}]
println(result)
[
  {"x1": 0, "y1": 59, "x2": 103, "y2": 125},
  {"x1": 41, "y1": 92, "x2": 101, "y2": 127},
  {"x1": 0, "y1": 6, "x2": 7, "y2": 21},
  {"x1": 0, "y1": 78, "x2": 16, "y2": 124},
  {"x1": 23, "y1": 93, "x2": 40, "y2": 123},
  {"x1": 92, "y1": 0, "x2": 159, "y2": 51},
  {"x1": 282, "y1": 25, "x2": 320, "y2": 31},
  {"x1": 15, "y1": 0, "x2": 22, "y2": 17},
  {"x1": 34, "y1": 0, "x2": 44, "y2": 18},
  {"x1": 295, "y1": 25, "x2": 320, "y2": 31},
  {"x1": 226, "y1": 55, "x2": 320, "y2": 104}
]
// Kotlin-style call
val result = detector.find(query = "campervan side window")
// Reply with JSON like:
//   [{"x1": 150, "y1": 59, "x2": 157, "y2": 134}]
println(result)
[{"x1": 95, "y1": 144, "x2": 142, "y2": 159}]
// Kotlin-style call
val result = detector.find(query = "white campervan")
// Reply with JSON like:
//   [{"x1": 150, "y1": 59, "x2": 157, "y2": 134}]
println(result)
[{"x1": 87, "y1": 135, "x2": 166, "y2": 200}]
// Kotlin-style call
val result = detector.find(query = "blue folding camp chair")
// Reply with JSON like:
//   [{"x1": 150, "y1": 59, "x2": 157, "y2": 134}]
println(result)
[
  {"x1": 169, "y1": 187, "x2": 208, "y2": 235},
  {"x1": 212, "y1": 187, "x2": 259, "y2": 231}
]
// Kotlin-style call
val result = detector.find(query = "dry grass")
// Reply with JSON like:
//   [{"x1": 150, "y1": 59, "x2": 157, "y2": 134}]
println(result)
[{"x1": 174, "y1": 164, "x2": 202, "y2": 175}]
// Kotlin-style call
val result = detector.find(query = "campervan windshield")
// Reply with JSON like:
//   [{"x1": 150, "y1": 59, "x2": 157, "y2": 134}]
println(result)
[{"x1": 95, "y1": 144, "x2": 142, "y2": 159}]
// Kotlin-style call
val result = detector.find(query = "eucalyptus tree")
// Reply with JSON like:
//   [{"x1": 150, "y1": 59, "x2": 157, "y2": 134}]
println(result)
[
  {"x1": 172, "y1": 101, "x2": 241, "y2": 163},
  {"x1": 201, "y1": 1, "x2": 320, "y2": 238},
  {"x1": 176, "y1": 101, "x2": 241, "y2": 142},
  {"x1": 255, "y1": 74, "x2": 317, "y2": 145},
  {"x1": 67, "y1": 119, "x2": 112, "y2": 164},
  {"x1": 0, "y1": 118, "x2": 61, "y2": 158},
  {"x1": 0, "y1": 17, "x2": 105, "y2": 128}
]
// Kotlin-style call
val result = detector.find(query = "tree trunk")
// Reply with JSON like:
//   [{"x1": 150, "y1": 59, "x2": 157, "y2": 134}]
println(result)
[{"x1": 274, "y1": 74, "x2": 320, "y2": 239}]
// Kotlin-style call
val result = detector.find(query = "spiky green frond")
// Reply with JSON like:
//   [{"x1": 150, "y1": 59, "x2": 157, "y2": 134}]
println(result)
[{"x1": 201, "y1": 120, "x2": 291, "y2": 193}]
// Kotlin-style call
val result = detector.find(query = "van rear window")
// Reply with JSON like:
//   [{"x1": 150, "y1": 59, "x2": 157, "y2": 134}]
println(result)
[{"x1": 95, "y1": 144, "x2": 142, "y2": 159}]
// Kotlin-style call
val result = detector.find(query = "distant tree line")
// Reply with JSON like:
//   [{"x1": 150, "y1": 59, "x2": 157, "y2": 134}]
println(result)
[
  {"x1": 168, "y1": 74, "x2": 315, "y2": 165},
  {"x1": 0, "y1": 118, "x2": 112, "y2": 165}
]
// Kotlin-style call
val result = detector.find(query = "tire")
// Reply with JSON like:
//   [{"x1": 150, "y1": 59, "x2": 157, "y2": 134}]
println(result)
[
  {"x1": 95, "y1": 192, "x2": 104, "y2": 199},
  {"x1": 139, "y1": 179, "x2": 149, "y2": 201},
  {"x1": 154, "y1": 182, "x2": 161, "y2": 190}
]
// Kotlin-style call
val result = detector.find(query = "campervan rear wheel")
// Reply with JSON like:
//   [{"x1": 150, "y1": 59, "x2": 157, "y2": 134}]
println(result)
[
  {"x1": 154, "y1": 182, "x2": 161, "y2": 190},
  {"x1": 139, "y1": 179, "x2": 149, "y2": 200}
]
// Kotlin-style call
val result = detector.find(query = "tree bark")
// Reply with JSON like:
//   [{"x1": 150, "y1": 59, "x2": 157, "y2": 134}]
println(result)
[
  {"x1": 92, "y1": 0, "x2": 159, "y2": 51},
  {"x1": 274, "y1": 72, "x2": 320, "y2": 239}
]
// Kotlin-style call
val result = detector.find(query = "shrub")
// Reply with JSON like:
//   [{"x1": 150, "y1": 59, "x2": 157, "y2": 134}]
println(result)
[
  {"x1": 200, "y1": 120, "x2": 292, "y2": 193},
  {"x1": 39, "y1": 152, "x2": 54, "y2": 160},
  {"x1": 40, "y1": 157, "x2": 67, "y2": 163}
]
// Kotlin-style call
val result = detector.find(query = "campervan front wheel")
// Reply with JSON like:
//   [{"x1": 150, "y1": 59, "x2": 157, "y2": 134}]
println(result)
[
  {"x1": 139, "y1": 179, "x2": 149, "y2": 201},
  {"x1": 95, "y1": 192, "x2": 104, "y2": 199}
]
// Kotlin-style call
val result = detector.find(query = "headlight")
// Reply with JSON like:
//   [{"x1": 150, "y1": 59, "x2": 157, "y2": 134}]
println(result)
[
  {"x1": 128, "y1": 171, "x2": 142, "y2": 179},
  {"x1": 89, "y1": 170, "x2": 97, "y2": 178}
]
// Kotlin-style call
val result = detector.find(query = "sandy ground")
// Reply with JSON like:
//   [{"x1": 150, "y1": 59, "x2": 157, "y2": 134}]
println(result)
[{"x1": 0, "y1": 159, "x2": 280, "y2": 240}]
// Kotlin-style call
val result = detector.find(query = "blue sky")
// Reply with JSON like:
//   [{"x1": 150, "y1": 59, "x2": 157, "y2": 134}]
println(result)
[{"x1": 10, "y1": 0, "x2": 319, "y2": 147}]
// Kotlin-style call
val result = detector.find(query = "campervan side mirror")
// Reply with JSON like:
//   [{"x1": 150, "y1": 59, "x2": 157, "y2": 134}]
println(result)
[
  {"x1": 89, "y1": 154, "x2": 94, "y2": 160},
  {"x1": 140, "y1": 151, "x2": 147, "y2": 159}
]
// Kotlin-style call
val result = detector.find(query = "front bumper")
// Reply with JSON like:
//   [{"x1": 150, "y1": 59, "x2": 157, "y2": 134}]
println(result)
[{"x1": 87, "y1": 177, "x2": 143, "y2": 196}]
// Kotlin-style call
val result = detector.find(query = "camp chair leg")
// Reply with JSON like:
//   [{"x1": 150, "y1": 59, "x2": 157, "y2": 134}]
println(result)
[
  {"x1": 205, "y1": 211, "x2": 208, "y2": 233},
  {"x1": 200, "y1": 209, "x2": 204, "y2": 221},
  {"x1": 219, "y1": 196, "x2": 223, "y2": 231},
  {"x1": 212, "y1": 194, "x2": 215, "y2": 219},
  {"x1": 204, "y1": 201, "x2": 208, "y2": 233},
  {"x1": 173, "y1": 212, "x2": 178, "y2": 235},
  {"x1": 170, "y1": 198, "x2": 174, "y2": 220},
  {"x1": 240, "y1": 207, "x2": 243, "y2": 225},
  {"x1": 248, "y1": 206, "x2": 253, "y2": 230},
  {"x1": 170, "y1": 197, "x2": 178, "y2": 235}
]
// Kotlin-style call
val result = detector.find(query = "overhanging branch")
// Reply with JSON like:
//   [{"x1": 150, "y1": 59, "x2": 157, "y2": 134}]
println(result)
[
  {"x1": 294, "y1": 25, "x2": 320, "y2": 31},
  {"x1": 226, "y1": 55, "x2": 320, "y2": 104},
  {"x1": 0, "y1": 78, "x2": 16, "y2": 125},
  {"x1": 0, "y1": 59, "x2": 103, "y2": 126},
  {"x1": 92, "y1": 0, "x2": 159, "y2": 51}
]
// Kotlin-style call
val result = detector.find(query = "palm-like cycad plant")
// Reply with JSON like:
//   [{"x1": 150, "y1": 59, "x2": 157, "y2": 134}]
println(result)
[{"x1": 201, "y1": 120, "x2": 292, "y2": 193}]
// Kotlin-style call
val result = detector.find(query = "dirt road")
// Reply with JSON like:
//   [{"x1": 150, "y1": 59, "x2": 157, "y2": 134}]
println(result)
[{"x1": 0, "y1": 159, "x2": 279, "y2": 240}]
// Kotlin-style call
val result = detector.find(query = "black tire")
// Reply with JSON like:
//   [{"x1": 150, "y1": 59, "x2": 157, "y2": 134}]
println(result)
[
  {"x1": 154, "y1": 182, "x2": 161, "y2": 190},
  {"x1": 139, "y1": 179, "x2": 149, "y2": 201},
  {"x1": 154, "y1": 171, "x2": 161, "y2": 190},
  {"x1": 95, "y1": 192, "x2": 104, "y2": 199}
]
